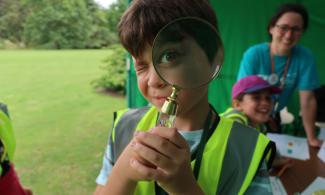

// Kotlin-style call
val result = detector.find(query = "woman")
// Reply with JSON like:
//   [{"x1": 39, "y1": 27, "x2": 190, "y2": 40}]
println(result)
[{"x1": 237, "y1": 3, "x2": 322, "y2": 147}]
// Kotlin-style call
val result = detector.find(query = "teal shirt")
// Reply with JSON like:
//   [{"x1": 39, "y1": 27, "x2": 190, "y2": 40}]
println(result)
[{"x1": 237, "y1": 43, "x2": 320, "y2": 112}]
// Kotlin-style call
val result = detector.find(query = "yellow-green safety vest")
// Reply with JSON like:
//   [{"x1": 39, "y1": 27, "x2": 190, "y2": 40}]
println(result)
[
  {"x1": 0, "y1": 103, "x2": 16, "y2": 175},
  {"x1": 220, "y1": 107, "x2": 268, "y2": 134},
  {"x1": 109, "y1": 106, "x2": 275, "y2": 195}
]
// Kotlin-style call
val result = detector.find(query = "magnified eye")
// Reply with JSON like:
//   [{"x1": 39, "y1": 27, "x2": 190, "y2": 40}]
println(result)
[{"x1": 160, "y1": 50, "x2": 180, "y2": 64}]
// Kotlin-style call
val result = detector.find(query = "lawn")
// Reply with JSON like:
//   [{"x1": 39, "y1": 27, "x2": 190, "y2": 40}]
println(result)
[{"x1": 0, "y1": 50, "x2": 126, "y2": 194}]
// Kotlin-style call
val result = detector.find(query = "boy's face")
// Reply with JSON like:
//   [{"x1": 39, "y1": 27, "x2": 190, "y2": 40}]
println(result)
[
  {"x1": 133, "y1": 45, "x2": 209, "y2": 116},
  {"x1": 234, "y1": 89, "x2": 274, "y2": 126}
]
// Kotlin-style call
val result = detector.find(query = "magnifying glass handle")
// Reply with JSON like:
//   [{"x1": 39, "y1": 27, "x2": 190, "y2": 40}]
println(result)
[
  {"x1": 157, "y1": 86, "x2": 179, "y2": 127},
  {"x1": 158, "y1": 112, "x2": 176, "y2": 128}
]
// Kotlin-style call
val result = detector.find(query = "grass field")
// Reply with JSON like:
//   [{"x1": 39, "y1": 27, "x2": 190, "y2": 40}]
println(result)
[{"x1": 0, "y1": 50, "x2": 126, "y2": 194}]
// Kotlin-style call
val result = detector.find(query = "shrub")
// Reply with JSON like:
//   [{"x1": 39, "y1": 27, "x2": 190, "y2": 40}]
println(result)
[{"x1": 92, "y1": 44, "x2": 127, "y2": 94}]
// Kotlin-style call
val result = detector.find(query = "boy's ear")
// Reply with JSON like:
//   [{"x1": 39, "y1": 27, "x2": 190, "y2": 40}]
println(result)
[{"x1": 232, "y1": 99, "x2": 243, "y2": 111}]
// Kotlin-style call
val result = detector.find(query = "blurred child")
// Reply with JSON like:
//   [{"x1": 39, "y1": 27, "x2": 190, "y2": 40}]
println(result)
[
  {"x1": 94, "y1": 1, "x2": 275, "y2": 194},
  {"x1": 221, "y1": 75, "x2": 281, "y2": 134},
  {"x1": 0, "y1": 103, "x2": 32, "y2": 195},
  {"x1": 221, "y1": 75, "x2": 292, "y2": 168}
]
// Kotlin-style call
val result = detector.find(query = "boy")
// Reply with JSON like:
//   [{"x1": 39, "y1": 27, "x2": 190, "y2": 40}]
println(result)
[
  {"x1": 221, "y1": 75, "x2": 293, "y2": 168},
  {"x1": 221, "y1": 75, "x2": 281, "y2": 134},
  {"x1": 94, "y1": 0, "x2": 275, "y2": 194}
]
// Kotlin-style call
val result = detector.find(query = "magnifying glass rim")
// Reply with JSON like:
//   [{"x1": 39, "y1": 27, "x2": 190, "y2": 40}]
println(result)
[{"x1": 152, "y1": 16, "x2": 224, "y2": 89}]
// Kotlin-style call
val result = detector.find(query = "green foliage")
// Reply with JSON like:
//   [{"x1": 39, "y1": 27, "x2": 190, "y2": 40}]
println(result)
[
  {"x1": 86, "y1": 1, "x2": 117, "y2": 48},
  {"x1": 105, "y1": 0, "x2": 127, "y2": 35},
  {"x1": 0, "y1": 0, "x2": 127, "y2": 49},
  {"x1": 23, "y1": 0, "x2": 92, "y2": 49},
  {"x1": 92, "y1": 44, "x2": 127, "y2": 94},
  {"x1": 0, "y1": 0, "x2": 26, "y2": 43}
]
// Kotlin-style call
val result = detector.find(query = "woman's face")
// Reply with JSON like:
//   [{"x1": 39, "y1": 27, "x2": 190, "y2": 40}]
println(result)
[{"x1": 269, "y1": 12, "x2": 304, "y2": 54}]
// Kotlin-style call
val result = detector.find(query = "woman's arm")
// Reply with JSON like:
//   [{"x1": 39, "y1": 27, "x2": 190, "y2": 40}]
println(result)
[{"x1": 299, "y1": 90, "x2": 323, "y2": 147}]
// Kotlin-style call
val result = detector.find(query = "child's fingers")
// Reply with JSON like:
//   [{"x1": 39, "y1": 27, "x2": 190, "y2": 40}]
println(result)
[
  {"x1": 134, "y1": 131, "x2": 187, "y2": 159},
  {"x1": 131, "y1": 140, "x2": 172, "y2": 169},
  {"x1": 150, "y1": 127, "x2": 189, "y2": 148},
  {"x1": 129, "y1": 157, "x2": 163, "y2": 181}
]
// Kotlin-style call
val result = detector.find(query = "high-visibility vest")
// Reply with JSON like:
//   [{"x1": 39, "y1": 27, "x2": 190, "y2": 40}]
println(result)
[
  {"x1": 220, "y1": 107, "x2": 268, "y2": 134},
  {"x1": 0, "y1": 103, "x2": 16, "y2": 175},
  {"x1": 109, "y1": 106, "x2": 275, "y2": 195}
]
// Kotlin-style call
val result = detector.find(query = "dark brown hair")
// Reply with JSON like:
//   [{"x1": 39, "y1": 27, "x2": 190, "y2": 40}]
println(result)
[
  {"x1": 118, "y1": 0, "x2": 218, "y2": 58},
  {"x1": 267, "y1": 3, "x2": 309, "y2": 35}
]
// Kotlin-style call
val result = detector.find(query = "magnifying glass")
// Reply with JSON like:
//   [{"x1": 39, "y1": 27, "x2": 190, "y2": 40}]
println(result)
[{"x1": 152, "y1": 17, "x2": 224, "y2": 127}]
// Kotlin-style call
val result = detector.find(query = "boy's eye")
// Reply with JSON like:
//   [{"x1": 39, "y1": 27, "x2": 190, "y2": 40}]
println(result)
[
  {"x1": 160, "y1": 50, "x2": 179, "y2": 64},
  {"x1": 251, "y1": 94, "x2": 273, "y2": 102},
  {"x1": 252, "y1": 95, "x2": 261, "y2": 101},
  {"x1": 265, "y1": 96, "x2": 272, "y2": 102}
]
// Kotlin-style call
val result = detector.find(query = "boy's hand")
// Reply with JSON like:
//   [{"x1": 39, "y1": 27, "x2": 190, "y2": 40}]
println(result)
[
  {"x1": 130, "y1": 127, "x2": 203, "y2": 194},
  {"x1": 101, "y1": 139, "x2": 147, "y2": 195}
]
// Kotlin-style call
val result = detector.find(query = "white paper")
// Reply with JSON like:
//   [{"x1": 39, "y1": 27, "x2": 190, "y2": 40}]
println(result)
[
  {"x1": 267, "y1": 133, "x2": 310, "y2": 160},
  {"x1": 318, "y1": 142, "x2": 325, "y2": 163},
  {"x1": 269, "y1": 176, "x2": 288, "y2": 195},
  {"x1": 318, "y1": 127, "x2": 325, "y2": 140},
  {"x1": 301, "y1": 177, "x2": 325, "y2": 195}
]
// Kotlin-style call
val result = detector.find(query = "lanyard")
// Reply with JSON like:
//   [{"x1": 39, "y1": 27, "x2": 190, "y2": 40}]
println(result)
[
  {"x1": 269, "y1": 46, "x2": 291, "y2": 89},
  {"x1": 155, "y1": 105, "x2": 220, "y2": 195}
]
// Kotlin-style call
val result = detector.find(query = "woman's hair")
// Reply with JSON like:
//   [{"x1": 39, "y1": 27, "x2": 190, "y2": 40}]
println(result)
[
  {"x1": 267, "y1": 3, "x2": 309, "y2": 33},
  {"x1": 118, "y1": 0, "x2": 218, "y2": 58}
]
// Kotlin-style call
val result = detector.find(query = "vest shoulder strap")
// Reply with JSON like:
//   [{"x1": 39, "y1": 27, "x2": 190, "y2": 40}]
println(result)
[{"x1": 220, "y1": 108, "x2": 248, "y2": 125}]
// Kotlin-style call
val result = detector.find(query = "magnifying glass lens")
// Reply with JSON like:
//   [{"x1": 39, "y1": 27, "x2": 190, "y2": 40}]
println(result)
[{"x1": 152, "y1": 17, "x2": 224, "y2": 89}]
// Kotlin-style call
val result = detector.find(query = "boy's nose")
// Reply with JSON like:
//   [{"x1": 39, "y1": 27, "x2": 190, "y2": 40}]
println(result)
[{"x1": 148, "y1": 66, "x2": 166, "y2": 88}]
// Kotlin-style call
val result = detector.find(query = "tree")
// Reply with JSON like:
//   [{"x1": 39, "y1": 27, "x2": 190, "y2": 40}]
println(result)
[
  {"x1": 0, "y1": 0, "x2": 26, "y2": 43},
  {"x1": 84, "y1": 0, "x2": 114, "y2": 48},
  {"x1": 105, "y1": 0, "x2": 127, "y2": 41},
  {"x1": 92, "y1": 44, "x2": 127, "y2": 94},
  {"x1": 23, "y1": 0, "x2": 93, "y2": 49}
]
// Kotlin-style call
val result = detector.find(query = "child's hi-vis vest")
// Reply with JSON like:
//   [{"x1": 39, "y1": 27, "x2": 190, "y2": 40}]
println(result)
[
  {"x1": 0, "y1": 103, "x2": 16, "y2": 175},
  {"x1": 220, "y1": 107, "x2": 268, "y2": 134},
  {"x1": 109, "y1": 106, "x2": 275, "y2": 195}
]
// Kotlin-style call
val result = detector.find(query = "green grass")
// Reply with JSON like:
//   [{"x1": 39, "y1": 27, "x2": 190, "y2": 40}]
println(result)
[{"x1": 0, "y1": 50, "x2": 126, "y2": 194}]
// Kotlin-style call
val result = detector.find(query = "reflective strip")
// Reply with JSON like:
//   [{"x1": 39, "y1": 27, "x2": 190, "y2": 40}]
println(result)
[
  {"x1": 214, "y1": 121, "x2": 273, "y2": 195},
  {"x1": 239, "y1": 134, "x2": 272, "y2": 194},
  {"x1": 109, "y1": 108, "x2": 128, "y2": 164},
  {"x1": 111, "y1": 108, "x2": 129, "y2": 143},
  {"x1": 112, "y1": 107, "x2": 150, "y2": 162},
  {"x1": 216, "y1": 121, "x2": 260, "y2": 194}
]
